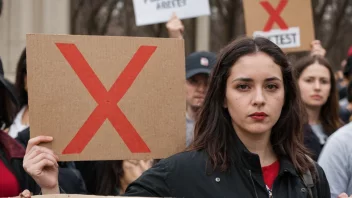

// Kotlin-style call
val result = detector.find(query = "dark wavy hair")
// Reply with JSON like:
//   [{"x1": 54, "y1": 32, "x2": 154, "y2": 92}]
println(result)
[
  {"x1": 96, "y1": 160, "x2": 124, "y2": 195},
  {"x1": 190, "y1": 37, "x2": 314, "y2": 177},
  {"x1": 15, "y1": 48, "x2": 27, "y2": 107},
  {"x1": 0, "y1": 85, "x2": 17, "y2": 129},
  {"x1": 294, "y1": 55, "x2": 341, "y2": 134}
]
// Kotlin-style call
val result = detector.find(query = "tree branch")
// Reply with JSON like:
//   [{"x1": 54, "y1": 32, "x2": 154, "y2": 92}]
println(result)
[
  {"x1": 87, "y1": 0, "x2": 107, "y2": 35},
  {"x1": 71, "y1": 0, "x2": 85, "y2": 34},
  {"x1": 325, "y1": 0, "x2": 349, "y2": 51},
  {"x1": 100, "y1": 0, "x2": 119, "y2": 35},
  {"x1": 215, "y1": 0, "x2": 226, "y2": 22}
]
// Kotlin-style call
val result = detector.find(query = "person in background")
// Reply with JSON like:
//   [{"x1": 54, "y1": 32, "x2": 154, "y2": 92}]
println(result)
[
  {"x1": 318, "y1": 81, "x2": 352, "y2": 197},
  {"x1": 339, "y1": 56, "x2": 352, "y2": 108},
  {"x1": 8, "y1": 48, "x2": 29, "y2": 138},
  {"x1": 339, "y1": 79, "x2": 352, "y2": 123},
  {"x1": 294, "y1": 54, "x2": 342, "y2": 160},
  {"x1": 183, "y1": 52, "x2": 216, "y2": 146},
  {"x1": 167, "y1": 14, "x2": 216, "y2": 146},
  {"x1": 336, "y1": 47, "x2": 352, "y2": 100},
  {"x1": 0, "y1": 57, "x2": 31, "y2": 197},
  {"x1": 95, "y1": 160, "x2": 154, "y2": 195},
  {"x1": 23, "y1": 37, "x2": 330, "y2": 198}
]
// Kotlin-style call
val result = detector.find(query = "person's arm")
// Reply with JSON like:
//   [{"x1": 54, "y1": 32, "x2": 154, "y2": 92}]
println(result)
[
  {"x1": 310, "y1": 40, "x2": 326, "y2": 57},
  {"x1": 23, "y1": 136, "x2": 60, "y2": 194},
  {"x1": 122, "y1": 159, "x2": 171, "y2": 197},
  {"x1": 318, "y1": 134, "x2": 349, "y2": 198},
  {"x1": 166, "y1": 13, "x2": 184, "y2": 39}
]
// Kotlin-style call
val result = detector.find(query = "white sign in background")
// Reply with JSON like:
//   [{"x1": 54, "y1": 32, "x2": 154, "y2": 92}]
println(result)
[
  {"x1": 253, "y1": 27, "x2": 301, "y2": 49},
  {"x1": 133, "y1": 0, "x2": 211, "y2": 26}
]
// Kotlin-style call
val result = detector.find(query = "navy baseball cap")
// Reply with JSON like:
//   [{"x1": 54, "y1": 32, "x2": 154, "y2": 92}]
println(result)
[{"x1": 185, "y1": 51, "x2": 216, "y2": 79}]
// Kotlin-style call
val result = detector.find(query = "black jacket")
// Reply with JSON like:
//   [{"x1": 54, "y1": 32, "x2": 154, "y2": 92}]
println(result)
[
  {"x1": 303, "y1": 125, "x2": 322, "y2": 161},
  {"x1": 124, "y1": 134, "x2": 330, "y2": 197}
]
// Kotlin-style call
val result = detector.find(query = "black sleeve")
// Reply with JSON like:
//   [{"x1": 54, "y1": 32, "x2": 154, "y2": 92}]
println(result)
[
  {"x1": 58, "y1": 168, "x2": 87, "y2": 194},
  {"x1": 74, "y1": 161, "x2": 98, "y2": 194},
  {"x1": 314, "y1": 164, "x2": 331, "y2": 198},
  {"x1": 15, "y1": 128, "x2": 30, "y2": 148},
  {"x1": 123, "y1": 160, "x2": 171, "y2": 197}
]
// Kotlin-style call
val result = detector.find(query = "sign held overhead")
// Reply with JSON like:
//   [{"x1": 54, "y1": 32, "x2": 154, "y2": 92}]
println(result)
[
  {"x1": 132, "y1": 0, "x2": 211, "y2": 26},
  {"x1": 243, "y1": 0, "x2": 315, "y2": 52}
]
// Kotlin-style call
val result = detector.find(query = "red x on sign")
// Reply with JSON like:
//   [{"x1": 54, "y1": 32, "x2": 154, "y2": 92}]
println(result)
[
  {"x1": 55, "y1": 43, "x2": 156, "y2": 154},
  {"x1": 260, "y1": 0, "x2": 289, "y2": 31}
]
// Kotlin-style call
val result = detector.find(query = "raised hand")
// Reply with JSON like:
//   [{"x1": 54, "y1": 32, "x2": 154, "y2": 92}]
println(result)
[
  {"x1": 23, "y1": 136, "x2": 60, "y2": 194},
  {"x1": 166, "y1": 13, "x2": 184, "y2": 39},
  {"x1": 310, "y1": 40, "x2": 326, "y2": 57}
]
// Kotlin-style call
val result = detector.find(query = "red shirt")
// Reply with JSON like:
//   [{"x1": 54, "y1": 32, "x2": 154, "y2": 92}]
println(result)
[
  {"x1": 0, "y1": 159, "x2": 20, "y2": 197},
  {"x1": 261, "y1": 160, "x2": 280, "y2": 189}
]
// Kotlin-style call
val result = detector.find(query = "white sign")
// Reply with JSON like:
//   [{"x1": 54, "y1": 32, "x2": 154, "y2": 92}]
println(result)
[
  {"x1": 253, "y1": 27, "x2": 301, "y2": 49},
  {"x1": 133, "y1": 0, "x2": 211, "y2": 26}
]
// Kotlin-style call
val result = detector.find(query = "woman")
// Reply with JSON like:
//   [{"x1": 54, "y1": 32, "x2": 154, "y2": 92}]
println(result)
[
  {"x1": 0, "y1": 57, "x2": 37, "y2": 197},
  {"x1": 23, "y1": 37, "x2": 330, "y2": 197},
  {"x1": 294, "y1": 55, "x2": 342, "y2": 160},
  {"x1": 8, "y1": 48, "x2": 29, "y2": 138}
]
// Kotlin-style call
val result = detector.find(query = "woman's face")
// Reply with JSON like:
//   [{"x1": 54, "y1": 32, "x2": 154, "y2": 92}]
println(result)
[
  {"x1": 225, "y1": 52, "x2": 285, "y2": 135},
  {"x1": 298, "y1": 63, "x2": 331, "y2": 108}
]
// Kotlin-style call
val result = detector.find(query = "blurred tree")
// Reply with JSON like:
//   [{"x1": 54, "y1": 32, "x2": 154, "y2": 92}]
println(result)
[
  {"x1": 0, "y1": 0, "x2": 3, "y2": 16},
  {"x1": 71, "y1": 0, "x2": 352, "y2": 68},
  {"x1": 71, "y1": 0, "x2": 195, "y2": 55}
]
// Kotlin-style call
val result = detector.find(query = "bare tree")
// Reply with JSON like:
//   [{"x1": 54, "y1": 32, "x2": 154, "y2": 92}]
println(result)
[
  {"x1": 71, "y1": 0, "x2": 196, "y2": 54},
  {"x1": 0, "y1": 0, "x2": 3, "y2": 16}
]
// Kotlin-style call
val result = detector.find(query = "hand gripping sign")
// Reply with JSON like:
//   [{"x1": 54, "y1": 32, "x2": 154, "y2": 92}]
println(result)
[
  {"x1": 27, "y1": 34, "x2": 186, "y2": 161},
  {"x1": 243, "y1": 0, "x2": 315, "y2": 52}
]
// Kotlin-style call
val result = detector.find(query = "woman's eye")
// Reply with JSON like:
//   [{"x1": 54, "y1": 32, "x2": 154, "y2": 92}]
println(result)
[
  {"x1": 236, "y1": 84, "x2": 250, "y2": 90},
  {"x1": 321, "y1": 79, "x2": 329, "y2": 84},
  {"x1": 266, "y1": 84, "x2": 278, "y2": 90},
  {"x1": 305, "y1": 79, "x2": 313, "y2": 83}
]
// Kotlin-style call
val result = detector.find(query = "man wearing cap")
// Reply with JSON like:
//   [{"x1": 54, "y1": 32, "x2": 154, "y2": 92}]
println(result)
[
  {"x1": 184, "y1": 52, "x2": 216, "y2": 146},
  {"x1": 167, "y1": 14, "x2": 216, "y2": 146}
]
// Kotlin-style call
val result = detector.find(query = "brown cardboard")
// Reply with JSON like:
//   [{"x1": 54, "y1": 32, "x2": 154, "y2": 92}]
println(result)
[
  {"x1": 243, "y1": 0, "x2": 315, "y2": 52},
  {"x1": 33, "y1": 195, "x2": 151, "y2": 198},
  {"x1": 27, "y1": 34, "x2": 186, "y2": 161}
]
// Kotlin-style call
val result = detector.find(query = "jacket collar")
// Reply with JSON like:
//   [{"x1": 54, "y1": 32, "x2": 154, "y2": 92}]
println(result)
[
  {"x1": 0, "y1": 131, "x2": 25, "y2": 159},
  {"x1": 231, "y1": 129, "x2": 298, "y2": 176}
]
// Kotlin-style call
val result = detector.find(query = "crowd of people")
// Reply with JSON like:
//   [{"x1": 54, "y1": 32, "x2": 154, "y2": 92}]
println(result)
[{"x1": 0, "y1": 14, "x2": 352, "y2": 198}]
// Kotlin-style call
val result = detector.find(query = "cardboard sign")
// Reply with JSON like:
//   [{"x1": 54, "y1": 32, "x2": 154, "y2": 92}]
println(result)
[
  {"x1": 243, "y1": 0, "x2": 315, "y2": 52},
  {"x1": 27, "y1": 34, "x2": 186, "y2": 161},
  {"x1": 33, "y1": 196, "x2": 150, "y2": 198},
  {"x1": 132, "y1": 0, "x2": 210, "y2": 26}
]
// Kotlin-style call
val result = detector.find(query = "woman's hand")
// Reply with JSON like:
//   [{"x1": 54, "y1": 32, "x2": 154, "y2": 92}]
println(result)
[
  {"x1": 121, "y1": 159, "x2": 154, "y2": 188},
  {"x1": 11, "y1": 189, "x2": 31, "y2": 198},
  {"x1": 23, "y1": 136, "x2": 60, "y2": 194},
  {"x1": 338, "y1": 193, "x2": 352, "y2": 198}
]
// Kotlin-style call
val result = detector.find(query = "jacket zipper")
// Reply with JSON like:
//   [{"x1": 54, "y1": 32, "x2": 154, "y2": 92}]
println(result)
[
  {"x1": 249, "y1": 170, "x2": 259, "y2": 198},
  {"x1": 266, "y1": 185, "x2": 273, "y2": 198}
]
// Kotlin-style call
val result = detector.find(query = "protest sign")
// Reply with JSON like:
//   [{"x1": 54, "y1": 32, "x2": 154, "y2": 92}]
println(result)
[
  {"x1": 133, "y1": 0, "x2": 210, "y2": 26},
  {"x1": 243, "y1": 0, "x2": 315, "y2": 52},
  {"x1": 27, "y1": 34, "x2": 185, "y2": 161},
  {"x1": 33, "y1": 195, "x2": 149, "y2": 198}
]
